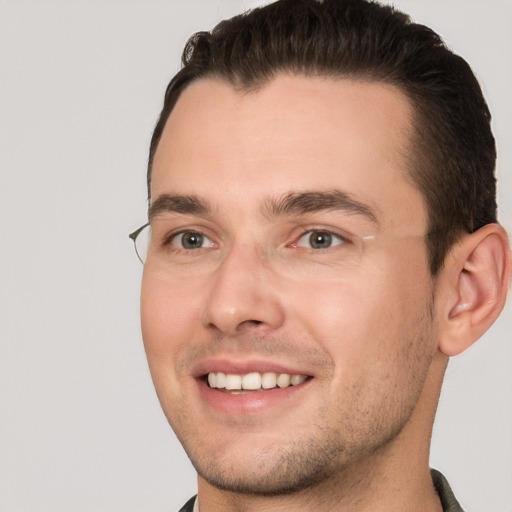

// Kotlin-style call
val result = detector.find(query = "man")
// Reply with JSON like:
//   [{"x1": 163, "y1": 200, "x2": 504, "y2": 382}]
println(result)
[{"x1": 130, "y1": 0, "x2": 511, "y2": 510}]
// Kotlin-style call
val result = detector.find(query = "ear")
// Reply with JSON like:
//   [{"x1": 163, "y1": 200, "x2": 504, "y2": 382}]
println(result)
[{"x1": 436, "y1": 223, "x2": 511, "y2": 357}]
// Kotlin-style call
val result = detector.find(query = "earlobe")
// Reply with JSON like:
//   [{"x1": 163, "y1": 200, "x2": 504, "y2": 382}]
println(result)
[{"x1": 437, "y1": 224, "x2": 511, "y2": 357}]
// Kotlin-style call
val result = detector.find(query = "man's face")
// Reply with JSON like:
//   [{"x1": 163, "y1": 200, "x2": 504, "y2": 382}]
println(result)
[{"x1": 142, "y1": 75, "x2": 438, "y2": 494}]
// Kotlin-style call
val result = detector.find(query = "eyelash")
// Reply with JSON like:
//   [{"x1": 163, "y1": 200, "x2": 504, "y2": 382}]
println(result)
[
  {"x1": 164, "y1": 230, "x2": 216, "y2": 251},
  {"x1": 292, "y1": 230, "x2": 348, "y2": 250},
  {"x1": 163, "y1": 228, "x2": 350, "y2": 253}
]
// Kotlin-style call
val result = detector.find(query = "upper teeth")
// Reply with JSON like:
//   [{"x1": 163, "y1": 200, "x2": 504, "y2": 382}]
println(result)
[{"x1": 207, "y1": 372, "x2": 308, "y2": 390}]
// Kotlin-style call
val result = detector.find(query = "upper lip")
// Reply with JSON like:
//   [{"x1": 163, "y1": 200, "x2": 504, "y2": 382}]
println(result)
[{"x1": 192, "y1": 358, "x2": 314, "y2": 378}]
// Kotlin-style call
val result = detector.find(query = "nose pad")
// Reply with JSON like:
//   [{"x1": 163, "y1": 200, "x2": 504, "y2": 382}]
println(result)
[{"x1": 200, "y1": 250, "x2": 285, "y2": 336}]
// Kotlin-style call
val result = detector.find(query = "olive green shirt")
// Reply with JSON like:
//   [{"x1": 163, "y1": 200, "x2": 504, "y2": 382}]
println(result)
[
  {"x1": 178, "y1": 469, "x2": 464, "y2": 512},
  {"x1": 431, "y1": 469, "x2": 464, "y2": 512}
]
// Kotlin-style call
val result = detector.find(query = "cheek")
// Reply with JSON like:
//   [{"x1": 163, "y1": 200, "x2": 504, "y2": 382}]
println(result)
[
  {"x1": 288, "y1": 247, "x2": 432, "y2": 373},
  {"x1": 289, "y1": 277, "x2": 382, "y2": 371},
  {"x1": 140, "y1": 269, "x2": 202, "y2": 367}
]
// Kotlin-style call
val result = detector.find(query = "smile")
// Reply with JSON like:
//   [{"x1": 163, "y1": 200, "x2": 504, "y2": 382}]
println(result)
[
  {"x1": 196, "y1": 364, "x2": 314, "y2": 415},
  {"x1": 207, "y1": 371, "x2": 309, "y2": 391}
]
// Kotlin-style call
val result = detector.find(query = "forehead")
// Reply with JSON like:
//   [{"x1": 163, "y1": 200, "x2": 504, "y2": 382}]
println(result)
[{"x1": 151, "y1": 74, "x2": 427, "y2": 234}]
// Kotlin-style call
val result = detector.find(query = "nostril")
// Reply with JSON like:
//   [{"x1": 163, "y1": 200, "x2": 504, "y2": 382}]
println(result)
[
  {"x1": 205, "y1": 319, "x2": 262, "y2": 333},
  {"x1": 238, "y1": 319, "x2": 263, "y2": 329},
  {"x1": 201, "y1": 284, "x2": 285, "y2": 334}
]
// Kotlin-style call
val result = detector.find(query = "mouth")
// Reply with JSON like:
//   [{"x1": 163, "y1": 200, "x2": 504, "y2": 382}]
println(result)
[
  {"x1": 193, "y1": 360, "x2": 314, "y2": 415},
  {"x1": 205, "y1": 371, "x2": 311, "y2": 393}
]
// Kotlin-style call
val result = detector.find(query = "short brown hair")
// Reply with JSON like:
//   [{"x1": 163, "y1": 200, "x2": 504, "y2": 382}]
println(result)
[{"x1": 147, "y1": 0, "x2": 497, "y2": 275}]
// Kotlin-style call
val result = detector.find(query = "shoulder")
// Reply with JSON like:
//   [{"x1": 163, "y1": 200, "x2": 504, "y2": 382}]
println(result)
[
  {"x1": 177, "y1": 495, "x2": 197, "y2": 512},
  {"x1": 431, "y1": 469, "x2": 464, "y2": 512}
]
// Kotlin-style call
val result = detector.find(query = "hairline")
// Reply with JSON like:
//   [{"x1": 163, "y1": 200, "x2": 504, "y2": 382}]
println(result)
[
  {"x1": 148, "y1": 70, "x2": 424, "y2": 193},
  {"x1": 147, "y1": 70, "x2": 463, "y2": 276}
]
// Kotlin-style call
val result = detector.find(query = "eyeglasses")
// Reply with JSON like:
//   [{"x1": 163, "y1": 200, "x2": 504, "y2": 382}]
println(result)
[
  {"x1": 129, "y1": 222, "x2": 427, "y2": 269},
  {"x1": 129, "y1": 223, "x2": 150, "y2": 264}
]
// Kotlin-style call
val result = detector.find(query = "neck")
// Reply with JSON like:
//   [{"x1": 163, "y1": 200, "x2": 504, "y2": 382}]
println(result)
[{"x1": 196, "y1": 353, "x2": 447, "y2": 512}]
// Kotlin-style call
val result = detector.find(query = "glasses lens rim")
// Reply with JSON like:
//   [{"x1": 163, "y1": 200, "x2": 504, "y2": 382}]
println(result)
[{"x1": 129, "y1": 223, "x2": 150, "y2": 264}]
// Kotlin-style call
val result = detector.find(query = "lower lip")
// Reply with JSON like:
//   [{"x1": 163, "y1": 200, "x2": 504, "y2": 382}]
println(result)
[{"x1": 196, "y1": 378, "x2": 312, "y2": 416}]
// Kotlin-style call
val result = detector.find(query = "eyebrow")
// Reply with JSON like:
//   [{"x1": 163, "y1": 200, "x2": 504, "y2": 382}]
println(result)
[
  {"x1": 148, "y1": 194, "x2": 211, "y2": 220},
  {"x1": 263, "y1": 190, "x2": 379, "y2": 224},
  {"x1": 148, "y1": 190, "x2": 379, "y2": 225}
]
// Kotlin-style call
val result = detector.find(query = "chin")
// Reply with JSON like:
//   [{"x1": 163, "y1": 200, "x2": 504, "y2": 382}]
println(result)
[
  {"x1": 194, "y1": 450, "x2": 337, "y2": 496},
  {"x1": 184, "y1": 426, "x2": 381, "y2": 497}
]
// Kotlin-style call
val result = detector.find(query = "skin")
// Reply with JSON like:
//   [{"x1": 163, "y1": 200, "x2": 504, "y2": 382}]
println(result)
[{"x1": 142, "y1": 75, "x2": 450, "y2": 511}]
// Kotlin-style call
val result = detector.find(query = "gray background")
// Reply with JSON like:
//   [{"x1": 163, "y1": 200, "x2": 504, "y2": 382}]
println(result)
[{"x1": 0, "y1": 1, "x2": 510, "y2": 511}]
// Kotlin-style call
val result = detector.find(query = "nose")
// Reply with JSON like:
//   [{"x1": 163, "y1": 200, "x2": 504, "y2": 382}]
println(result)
[{"x1": 200, "y1": 244, "x2": 285, "y2": 336}]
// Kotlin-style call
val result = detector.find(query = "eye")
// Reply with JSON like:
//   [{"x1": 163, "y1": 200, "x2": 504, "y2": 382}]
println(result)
[
  {"x1": 296, "y1": 230, "x2": 346, "y2": 249},
  {"x1": 171, "y1": 231, "x2": 215, "y2": 250}
]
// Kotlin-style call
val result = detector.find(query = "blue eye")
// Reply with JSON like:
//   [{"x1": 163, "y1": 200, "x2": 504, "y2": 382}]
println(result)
[
  {"x1": 297, "y1": 230, "x2": 345, "y2": 249},
  {"x1": 172, "y1": 231, "x2": 215, "y2": 249}
]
